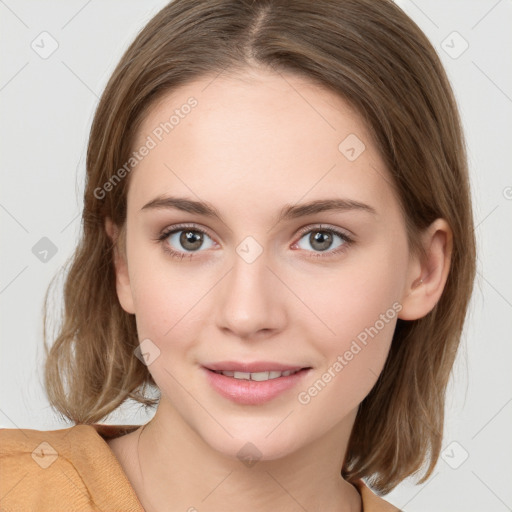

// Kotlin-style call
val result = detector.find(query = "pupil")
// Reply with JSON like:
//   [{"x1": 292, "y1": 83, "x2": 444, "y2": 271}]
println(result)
[
  {"x1": 311, "y1": 231, "x2": 332, "y2": 251},
  {"x1": 180, "y1": 230, "x2": 203, "y2": 250}
]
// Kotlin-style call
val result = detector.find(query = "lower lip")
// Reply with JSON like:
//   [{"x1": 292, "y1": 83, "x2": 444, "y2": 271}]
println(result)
[{"x1": 203, "y1": 367, "x2": 311, "y2": 405}]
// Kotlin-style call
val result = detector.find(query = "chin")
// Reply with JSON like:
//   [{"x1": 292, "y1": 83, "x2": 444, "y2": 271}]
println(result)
[{"x1": 195, "y1": 419, "x2": 307, "y2": 464}]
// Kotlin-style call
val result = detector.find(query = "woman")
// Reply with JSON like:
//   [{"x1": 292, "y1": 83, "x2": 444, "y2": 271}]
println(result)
[{"x1": 0, "y1": 1, "x2": 476, "y2": 510}]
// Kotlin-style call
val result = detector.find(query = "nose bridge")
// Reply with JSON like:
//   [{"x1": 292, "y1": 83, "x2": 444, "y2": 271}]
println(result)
[{"x1": 216, "y1": 236, "x2": 284, "y2": 337}]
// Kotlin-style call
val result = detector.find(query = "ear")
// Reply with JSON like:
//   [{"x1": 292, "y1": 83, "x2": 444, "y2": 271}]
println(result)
[
  {"x1": 105, "y1": 217, "x2": 135, "y2": 315},
  {"x1": 398, "y1": 218, "x2": 453, "y2": 320}
]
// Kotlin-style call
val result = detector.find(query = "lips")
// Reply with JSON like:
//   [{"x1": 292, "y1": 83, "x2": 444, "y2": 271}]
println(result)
[{"x1": 202, "y1": 361, "x2": 312, "y2": 405}]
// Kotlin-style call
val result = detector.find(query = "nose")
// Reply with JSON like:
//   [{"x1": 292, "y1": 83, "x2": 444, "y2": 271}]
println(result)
[{"x1": 215, "y1": 247, "x2": 287, "y2": 340}]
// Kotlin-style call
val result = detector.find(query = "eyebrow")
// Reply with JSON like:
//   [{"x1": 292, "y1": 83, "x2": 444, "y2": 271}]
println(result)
[{"x1": 141, "y1": 195, "x2": 377, "y2": 223}]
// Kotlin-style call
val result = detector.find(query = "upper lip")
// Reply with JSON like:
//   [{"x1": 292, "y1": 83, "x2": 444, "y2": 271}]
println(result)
[{"x1": 203, "y1": 361, "x2": 309, "y2": 373}]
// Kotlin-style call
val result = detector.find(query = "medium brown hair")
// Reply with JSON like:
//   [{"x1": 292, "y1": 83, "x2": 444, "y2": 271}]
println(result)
[{"x1": 43, "y1": 0, "x2": 476, "y2": 493}]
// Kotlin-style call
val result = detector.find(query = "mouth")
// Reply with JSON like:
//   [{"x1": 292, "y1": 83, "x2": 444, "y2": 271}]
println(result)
[{"x1": 202, "y1": 362, "x2": 312, "y2": 405}]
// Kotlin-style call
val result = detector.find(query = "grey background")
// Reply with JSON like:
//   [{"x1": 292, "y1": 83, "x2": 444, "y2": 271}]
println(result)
[{"x1": 1, "y1": 0, "x2": 511, "y2": 510}]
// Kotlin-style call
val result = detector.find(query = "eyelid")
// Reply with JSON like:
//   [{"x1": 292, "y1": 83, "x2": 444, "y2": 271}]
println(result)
[
  {"x1": 158, "y1": 222, "x2": 217, "y2": 241},
  {"x1": 294, "y1": 223, "x2": 355, "y2": 241}
]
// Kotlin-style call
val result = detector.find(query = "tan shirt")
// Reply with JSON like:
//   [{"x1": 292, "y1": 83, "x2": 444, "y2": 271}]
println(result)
[{"x1": 0, "y1": 424, "x2": 401, "y2": 511}]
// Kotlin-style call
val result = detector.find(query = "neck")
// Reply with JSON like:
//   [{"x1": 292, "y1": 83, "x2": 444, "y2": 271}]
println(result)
[{"x1": 122, "y1": 400, "x2": 361, "y2": 512}]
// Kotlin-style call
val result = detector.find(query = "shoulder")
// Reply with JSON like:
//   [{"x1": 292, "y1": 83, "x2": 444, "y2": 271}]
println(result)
[
  {"x1": 0, "y1": 424, "x2": 143, "y2": 512},
  {"x1": 354, "y1": 479, "x2": 403, "y2": 512}
]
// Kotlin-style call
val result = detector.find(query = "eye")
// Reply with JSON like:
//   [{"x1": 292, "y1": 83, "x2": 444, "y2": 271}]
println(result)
[
  {"x1": 292, "y1": 225, "x2": 352, "y2": 258},
  {"x1": 156, "y1": 223, "x2": 353, "y2": 261},
  {"x1": 157, "y1": 224, "x2": 216, "y2": 259}
]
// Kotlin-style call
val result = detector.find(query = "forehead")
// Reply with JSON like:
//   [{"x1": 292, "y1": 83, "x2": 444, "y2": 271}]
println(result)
[
  {"x1": 127, "y1": 68, "x2": 398, "y2": 222},
  {"x1": 136, "y1": 68, "x2": 368, "y2": 155}
]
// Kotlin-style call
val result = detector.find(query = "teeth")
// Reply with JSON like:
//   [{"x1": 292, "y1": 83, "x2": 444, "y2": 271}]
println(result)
[
  {"x1": 233, "y1": 371, "x2": 251, "y2": 380},
  {"x1": 251, "y1": 371, "x2": 269, "y2": 381},
  {"x1": 215, "y1": 369, "x2": 301, "y2": 381}
]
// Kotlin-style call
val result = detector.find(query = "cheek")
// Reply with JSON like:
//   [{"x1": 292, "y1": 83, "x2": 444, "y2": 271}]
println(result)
[
  {"x1": 302, "y1": 246, "x2": 406, "y2": 347},
  {"x1": 126, "y1": 240, "x2": 209, "y2": 349},
  {"x1": 295, "y1": 245, "x2": 406, "y2": 405},
  {"x1": 295, "y1": 283, "x2": 401, "y2": 422},
  {"x1": 128, "y1": 265, "x2": 210, "y2": 404}
]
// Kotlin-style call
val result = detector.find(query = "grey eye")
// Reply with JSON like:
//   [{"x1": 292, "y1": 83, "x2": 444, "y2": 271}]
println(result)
[
  {"x1": 166, "y1": 229, "x2": 215, "y2": 252},
  {"x1": 296, "y1": 230, "x2": 346, "y2": 252}
]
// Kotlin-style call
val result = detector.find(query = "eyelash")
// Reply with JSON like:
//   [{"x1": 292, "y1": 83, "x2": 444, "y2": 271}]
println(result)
[{"x1": 155, "y1": 223, "x2": 354, "y2": 261}]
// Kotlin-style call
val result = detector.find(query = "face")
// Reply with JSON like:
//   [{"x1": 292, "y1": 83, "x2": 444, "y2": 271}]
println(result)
[{"x1": 111, "y1": 67, "x2": 417, "y2": 461}]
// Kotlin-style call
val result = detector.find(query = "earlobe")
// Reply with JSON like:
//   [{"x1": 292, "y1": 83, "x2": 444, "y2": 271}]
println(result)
[
  {"x1": 398, "y1": 219, "x2": 453, "y2": 321},
  {"x1": 104, "y1": 217, "x2": 136, "y2": 315}
]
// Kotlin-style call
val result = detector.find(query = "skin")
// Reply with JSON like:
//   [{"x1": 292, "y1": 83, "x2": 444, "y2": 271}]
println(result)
[{"x1": 104, "y1": 66, "x2": 452, "y2": 511}]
